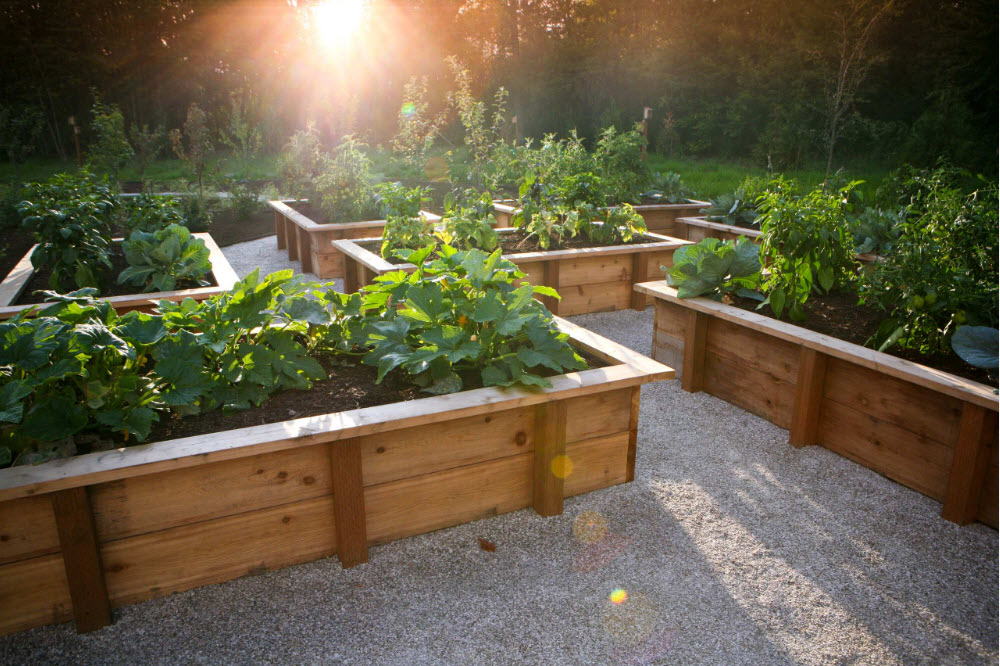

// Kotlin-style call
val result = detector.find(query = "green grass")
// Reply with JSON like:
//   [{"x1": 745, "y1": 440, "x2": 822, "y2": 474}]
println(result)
[{"x1": 645, "y1": 155, "x2": 894, "y2": 200}]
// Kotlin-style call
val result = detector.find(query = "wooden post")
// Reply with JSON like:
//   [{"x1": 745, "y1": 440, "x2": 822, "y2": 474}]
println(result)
[
  {"x1": 631, "y1": 253, "x2": 650, "y2": 311},
  {"x1": 50, "y1": 487, "x2": 112, "y2": 633},
  {"x1": 275, "y1": 210, "x2": 286, "y2": 250},
  {"x1": 533, "y1": 401, "x2": 567, "y2": 517},
  {"x1": 287, "y1": 222, "x2": 300, "y2": 262},
  {"x1": 542, "y1": 261, "x2": 561, "y2": 316},
  {"x1": 789, "y1": 348, "x2": 828, "y2": 448},
  {"x1": 342, "y1": 257, "x2": 358, "y2": 294},
  {"x1": 298, "y1": 227, "x2": 314, "y2": 274},
  {"x1": 329, "y1": 438, "x2": 368, "y2": 567},
  {"x1": 941, "y1": 405, "x2": 996, "y2": 525},
  {"x1": 626, "y1": 385, "x2": 641, "y2": 482},
  {"x1": 680, "y1": 310, "x2": 708, "y2": 392}
]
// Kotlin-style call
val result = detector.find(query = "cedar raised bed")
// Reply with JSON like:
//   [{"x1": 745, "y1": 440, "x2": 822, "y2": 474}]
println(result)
[
  {"x1": 335, "y1": 230, "x2": 691, "y2": 315},
  {"x1": 674, "y1": 215, "x2": 762, "y2": 243},
  {"x1": 491, "y1": 201, "x2": 711, "y2": 237},
  {"x1": 0, "y1": 318, "x2": 672, "y2": 636},
  {"x1": 634, "y1": 280, "x2": 999, "y2": 527},
  {"x1": 267, "y1": 200, "x2": 441, "y2": 279},
  {"x1": 0, "y1": 233, "x2": 239, "y2": 320}
]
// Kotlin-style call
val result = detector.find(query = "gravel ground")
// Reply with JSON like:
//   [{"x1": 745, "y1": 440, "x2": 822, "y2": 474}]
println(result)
[{"x1": 1, "y1": 238, "x2": 997, "y2": 665}]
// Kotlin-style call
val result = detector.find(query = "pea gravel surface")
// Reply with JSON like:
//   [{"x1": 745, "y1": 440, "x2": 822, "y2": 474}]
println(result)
[{"x1": 1, "y1": 241, "x2": 996, "y2": 665}]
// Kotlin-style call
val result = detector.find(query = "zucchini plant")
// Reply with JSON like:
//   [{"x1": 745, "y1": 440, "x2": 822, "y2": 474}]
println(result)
[{"x1": 118, "y1": 224, "x2": 213, "y2": 292}]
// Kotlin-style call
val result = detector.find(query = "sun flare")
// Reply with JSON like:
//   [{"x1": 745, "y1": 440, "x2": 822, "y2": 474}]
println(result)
[{"x1": 311, "y1": 0, "x2": 366, "y2": 46}]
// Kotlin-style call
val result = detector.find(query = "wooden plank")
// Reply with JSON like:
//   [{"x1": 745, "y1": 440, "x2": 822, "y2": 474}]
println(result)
[
  {"x1": 681, "y1": 310, "x2": 708, "y2": 392},
  {"x1": 342, "y1": 255, "x2": 359, "y2": 293},
  {"x1": 631, "y1": 253, "x2": 650, "y2": 310},
  {"x1": 705, "y1": 317, "x2": 800, "y2": 385},
  {"x1": 0, "y1": 494, "x2": 60, "y2": 565},
  {"x1": 0, "y1": 243, "x2": 35, "y2": 307},
  {"x1": 645, "y1": 249, "x2": 677, "y2": 279},
  {"x1": 789, "y1": 348, "x2": 828, "y2": 448},
  {"x1": 559, "y1": 281, "x2": 632, "y2": 316},
  {"x1": 559, "y1": 253, "x2": 631, "y2": 287},
  {"x1": 0, "y1": 554, "x2": 72, "y2": 636},
  {"x1": 634, "y1": 281, "x2": 999, "y2": 412},
  {"x1": 297, "y1": 225, "x2": 313, "y2": 273},
  {"x1": 287, "y1": 218, "x2": 300, "y2": 260},
  {"x1": 311, "y1": 250, "x2": 344, "y2": 279},
  {"x1": 565, "y1": 387, "x2": 634, "y2": 443},
  {"x1": 91, "y1": 446, "x2": 331, "y2": 542},
  {"x1": 626, "y1": 386, "x2": 641, "y2": 482},
  {"x1": 542, "y1": 260, "x2": 561, "y2": 315},
  {"x1": 275, "y1": 209, "x2": 286, "y2": 250},
  {"x1": 330, "y1": 438, "x2": 367, "y2": 567},
  {"x1": 823, "y1": 358, "x2": 963, "y2": 447},
  {"x1": 533, "y1": 401, "x2": 567, "y2": 517},
  {"x1": 361, "y1": 408, "x2": 534, "y2": 487},
  {"x1": 652, "y1": 333, "x2": 684, "y2": 379},
  {"x1": 941, "y1": 404, "x2": 996, "y2": 525},
  {"x1": 817, "y1": 400, "x2": 954, "y2": 500},
  {"x1": 51, "y1": 487, "x2": 112, "y2": 633},
  {"x1": 703, "y1": 350, "x2": 797, "y2": 429},
  {"x1": 102, "y1": 496, "x2": 336, "y2": 607},
  {"x1": 654, "y1": 299, "x2": 689, "y2": 340},
  {"x1": 364, "y1": 432, "x2": 630, "y2": 545}
]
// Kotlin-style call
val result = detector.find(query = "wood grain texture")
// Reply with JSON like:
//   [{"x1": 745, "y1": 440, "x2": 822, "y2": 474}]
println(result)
[
  {"x1": 0, "y1": 494, "x2": 60, "y2": 565},
  {"x1": 542, "y1": 260, "x2": 561, "y2": 315},
  {"x1": 681, "y1": 310, "x2": 708, "y2": 392},
  {"x1": 706, "y1": 318, "x2": 800, "y2": 385},
  {"x1": 703, "y1": 350, "x2": 796, "y2": 429},
  {"x1": 102, "y1": 495, "x2": 336, "y2": 607},
  {"x1": 0, "y1": 554, "x2": 72, "y2": 636},
  {"x1": 941, "y1": 405, "x2": 996, "y2": 525},
  {"x1": 51, "y1": 487, "x2": 112, "y2": 633},
  {"x1": 330, "y1": 438, "x2": 367, "y2": 567},
  {"x1": 559, "y1": 253, "x2": 631, "y2": 287},
  {"x1": 631, "y1": 253, "x2": 650, "y2": 310},
  {"x1": 626, "y1": 386, "x2": 641, "y2": 482},
  {"x1": 533, "y1": 401, "x2": 567, "y2": 517},
  {"x1": 559, "y1": 281, "x2": 632, "y2": 316},
  {"x1": 789, "y1": 348, "x2": 828, "y2": 448},
  {"x1": 275, "y1": 209, "x2": 287, "y2": 250}
]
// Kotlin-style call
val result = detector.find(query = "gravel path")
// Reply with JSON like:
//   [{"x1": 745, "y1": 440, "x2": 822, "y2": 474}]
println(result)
[{"x1": 1, "y1": 238, "x2": 996, "y2": 665}]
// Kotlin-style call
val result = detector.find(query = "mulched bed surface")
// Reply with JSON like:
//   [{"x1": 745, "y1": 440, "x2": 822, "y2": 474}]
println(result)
[
  {"x1": 730, "y1": 291, "x2": 994, "y2": 386},
  {"x1": 15, "y1": 247, "x2": 217, "y2": 305},
  {"x1": 145, "y1": 350, "x2": 607, "y2": 445}
]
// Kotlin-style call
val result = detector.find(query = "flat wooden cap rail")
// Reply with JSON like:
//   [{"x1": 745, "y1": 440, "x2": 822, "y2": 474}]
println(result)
[
  {"x1": 0, "y1": 234, "x2": 239, "y2": 320},
  {"x1": 634, "y1": 279, "x2": 998, "y2": 528},
  {"x1": 0, "y1": 318, "x2": 673, "y2": 636}
]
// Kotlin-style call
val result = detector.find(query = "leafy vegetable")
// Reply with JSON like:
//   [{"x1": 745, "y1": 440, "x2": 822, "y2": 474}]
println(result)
[
  {"x1": 664, "y1": 238, "x2": 762, "y2": 300},
  {"x1": 951, "y1": 326, "x2": 999, "y2": 370},
  {"x1": 118, "y1": 224, "x2": 213, "y2": 292}
]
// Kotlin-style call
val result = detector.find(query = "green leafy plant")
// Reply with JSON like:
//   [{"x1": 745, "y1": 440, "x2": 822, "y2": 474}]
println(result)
[
  {"x1": 128, "y1": 123, "x2": 166, "y2": 188},
  {"x1": 757, "y1": 179, "x2": 859, "y2": 320},
  {"x1": 17, "y1": 172, "x2": 117, "y2": 292},
  {"x1": 170, "y1": 103, "x2": 214, "y2": 195},
  {"x1": 664, "y1": 238, "x2": 762, "y2": 300},
  {"x1": 87, "y1": 95, "x2": 133, "y2": 185},
  {"x1": 280, "y1": 124, "x2": 326, "y2": 201},
  {"x1": 392, "y1": 75, "x2": 449, "y2": 169},
  {"x1": 119, "y1": 193, "x2": 186, "y2": 233},
  {"x1": 118, "y1": 224, "x2": 212, "y2": 292},
  {"x1": 377, "y1": 182, "x2": 435, "y2": 259},
  {"x1": 437, "y1": 189, "x2": 499, "y2": 252},
  {"x1": 861, "y1": 174, "x2": 998, "y2": 355},
  {"x1": 218, "y1": 87, "x2": 262, "y2": 176},
  {"x1": 557, "y1": 172, "x2": 611, "y2": 208},
  {"x1": 360, "y1": 245, "x2": 586, "y2": 393},
  {"x1": 313, "y1": 136, "x2": 379, "y2": 222},
  {"x1": 643, "y1": 171, "x2": 691, "y2": 204},
  {"x1": 593, "y1": 125, "x2": 651, "y2": 203},
  {"x1": 851, "y1": 207, "x2": 902, "y2": 255}
]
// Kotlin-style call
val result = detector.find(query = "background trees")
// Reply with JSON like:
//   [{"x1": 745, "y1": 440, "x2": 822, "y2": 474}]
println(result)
[{"x1": 0, "y1": 0, "x2": 994, "y2": 174}]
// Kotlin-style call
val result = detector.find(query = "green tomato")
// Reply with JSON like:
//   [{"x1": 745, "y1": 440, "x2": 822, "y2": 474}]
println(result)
[
  {"x1": 953, "y1": 310, "x2": 967, "y2": 324},
  {"x1": 910, "y1": 295, "x2": 925, "y2": 310},
  {"x1": 924, "y1": 291, "x2": 937, "y2": 306}
]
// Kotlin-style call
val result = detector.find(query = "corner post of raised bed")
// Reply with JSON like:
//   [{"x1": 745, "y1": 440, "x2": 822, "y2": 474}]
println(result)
[
  {"x1": 788, "y1": 348, "x2": 829, "y2": 448},
  {"x1": 630, "y1": 253, "x2": 650, "y2": 311},
  {"x1": 626, "y1": 386, "x2": 641, "y2": 482},
  {"x1": 680, "y1": 310, "x2": 708, "y2": 392},
  {"x1": 940, "y1": 404, "x2": 997, "y2": 525},
  {"x1": 542, "y1": 261, "x2": 561, "y2": 316},
  {"x1": 533, "y1": 400, "x2": 568, "y2": 517},
  {"x1": 50, "y1": 486, "x2": 113, "y2": 633},
  {"x1": 275, "y1": 209, "x2": 287, "y2": 250},
  {"x1": 297, "y1": 226, "x2": 314, "y2": 274},
  {"x1": 329, "y1": 438, "x2": 369, "y2": 567},
  {"x1": 342, "y1": 255, "x2": 359, "y2": 294}
]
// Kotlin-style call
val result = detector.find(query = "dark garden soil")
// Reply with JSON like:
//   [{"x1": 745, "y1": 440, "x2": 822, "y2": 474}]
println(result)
[
  {"x1": 208, "y1": 206, "x2": 279, "y2": 246},
  {"x1": 729, "y1": 291, "x2": 994, "y2": 385},
  {"x1": 143, "y1": 350, "x2": 607, "y2": 446},
  {"x1": 0, "y1": 227, "x2": 35, "y2": 279},
  {"x1": 15, "y1": 246, "x2": 218, "y2": 305},
  {"x1": 361, "y1": 231, "x2": 662, "y2": 266}
]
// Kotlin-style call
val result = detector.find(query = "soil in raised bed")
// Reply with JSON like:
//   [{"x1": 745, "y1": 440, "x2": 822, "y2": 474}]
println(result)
[
  {"x1": 361, "y1": 231, "x2": 664, "y2": 266},
  {"x1": 14, "y1": 247, "x2": 218, "y2": 306},
  {"x1": 140, "y1": 350, "x2": 607, "y2": 445},
  {"x1": 729, "y1": 291, "x2": 994, "y2": 386}
]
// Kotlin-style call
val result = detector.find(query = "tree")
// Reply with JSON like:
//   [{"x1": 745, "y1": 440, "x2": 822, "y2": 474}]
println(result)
[
  {"x1": 88, "y1": 95, "x2": 133, "y2": 185},
  {"x1": 170, "y1": 103, "x2": 213, "y2": 195}
]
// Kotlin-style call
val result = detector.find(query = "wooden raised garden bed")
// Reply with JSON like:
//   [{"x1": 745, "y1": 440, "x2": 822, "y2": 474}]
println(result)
[
  {"x1": 267, "y1": 200, "x2": 440, "y2": 279},
  {"x1": 0, "y1": 233, "x2": 239, "y2": 320},
  {"x1": 674, "y1": 216, "x2": 762, "y2": 243},
  {"x1": 0, "y1": 318, "x2": 672, "y2": 636},
  {"x1": 491, "y1": 201, "x2": 711, "y2": 237},
  {"x1": 335, "y1": 231, "x2": 691, "y2": 315},
  {"x1": 634, "y1": 280, "x2": 999, "y2": 528}
]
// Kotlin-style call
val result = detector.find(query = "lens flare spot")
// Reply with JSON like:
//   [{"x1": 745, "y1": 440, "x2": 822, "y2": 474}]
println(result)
[
  {"x1": 551, "y1": 455, "x2": 574, "y2": 479},
  {"x1": 603, "y1": 591, "x2": 659, "y2": 646},
  {"x1": 401, "y1": 102, "x2": 417, "y2": 116},
  {"x1": 609, "y1": 588, "x2": 628, "y2": 605},
  {"x1": 573, "y1": 511, "x2": 608, "y2": 544}
]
